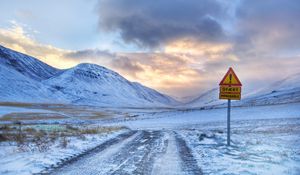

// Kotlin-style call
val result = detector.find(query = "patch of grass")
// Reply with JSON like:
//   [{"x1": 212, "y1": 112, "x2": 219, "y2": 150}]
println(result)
[
  {"x1": 0, "y1": 134, "x2": 8, "y2": 141},
  {"x1": 85, "y1": 112, "x2": 113, "y2": 120},
  {"x1": 0, "y1": 102, "x2": 34, "y2": 107},
  {"x1": 0, "y1": 123, "x2": 126, "y2": 152},
  {"x1": 60, "y1": 136, "x2": 69, "y2": 148},
  {"x1": 32, "y1": 131, "x2": 53, "y2": 152},
  {"x1": 0, "y1": 112, "x2": 67, "y2": 121},
  {"x1": 0, "y1": 102, "x2": 67, "y2": 108},
  {"x1": 0, "y1": 124, "x2": 10, "y2": 131},
  {"x1": 0, "y1": 103, "x2": 117, "y2": 123}
]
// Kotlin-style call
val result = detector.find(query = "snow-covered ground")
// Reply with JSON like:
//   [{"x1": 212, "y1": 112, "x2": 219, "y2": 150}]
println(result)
[
  {"x1": 0, "y1": 102, "x2": 299, "y2": 174},
  {"x1": 0, "y1": 128, "x2": 128, "y2": 175},
  {"x1": 105, "y1": 103, "x2": 300, "y2": 174},
  {"x1": 178, "y1": 118, "x2": 300, "y2": 174},
  {"x1": 112, "y1": 103, "x2": 300, "y2": 130},
  {"x1": 0, "y1": 106, "x2": 53, "y2": 117}
]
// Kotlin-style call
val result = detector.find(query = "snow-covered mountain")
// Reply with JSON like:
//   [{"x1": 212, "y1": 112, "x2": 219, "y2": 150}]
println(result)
[
  {"x1": 239, "y1": 73, "x2": 300, "y2": 106},
  {"x1": 0, "y1": 45, "x2": 178, "y2": 107},
  {"x1": 1, "y1": 45, "x2": 298, "y2": 108},
  {"x1": 184, "y1": 73, "x2": 300, "y2": 108},
  {"x1": 0, "y1": 46, "x2": 59, "y2": 80},
  {"x1": 183, "y1": 88, "x2": 222, "y2": 108}
]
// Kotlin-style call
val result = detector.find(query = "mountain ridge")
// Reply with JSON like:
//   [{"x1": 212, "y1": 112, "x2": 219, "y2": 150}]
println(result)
[
  {"x1": 1, "y1": 45, "x2": 299, "y2": 108},
  {"x1": 183, "y1": 73, "x2": 300, "y2": 108},
  {"x1": 0, "y1": 45, "x2": 178, "y2": 107}
]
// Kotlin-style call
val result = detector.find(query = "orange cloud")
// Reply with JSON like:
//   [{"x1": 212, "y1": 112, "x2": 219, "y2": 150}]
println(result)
[
  {"x1": 0, "y1": 24, "x2": 240, "y2": 96},
  {"x1": 0, "y1": 21, "x2": 78, "y2": 69},
  {"x1": 4, "y1": 22, "x2": 296, "y2": 97}
]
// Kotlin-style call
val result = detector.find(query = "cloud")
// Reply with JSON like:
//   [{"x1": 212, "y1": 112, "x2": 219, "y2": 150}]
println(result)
[
  {"x1": 110, "y1": 56, "x2": 144, "y2": 76},
  {"x1": 0, "y1": 22, "x2": 246, "y2": 96},
  {"x1": 2, "y1": 0, "x2": 300, "y2": 98},
  {"x1": 118, "y1": 52, "x2": 203, "y2": 95},
  {"x1": 0, "y1": 21, "x2": 78, "y2": 68},
  {"x1": 97, "y1": 0, "x2": 300, "y2": 55},
  {"x1": 97, "y1": 0, "x2": 229, "y2": 48},
  {"x1": 235, "y1": 0, "x2": 300, "y2": 53},
  {"x1": 65, "y1": 49, "x2": 115, "y2": 60},
  {"x1": 64, "y1": 49, "x2": 144, "y2": 77}
]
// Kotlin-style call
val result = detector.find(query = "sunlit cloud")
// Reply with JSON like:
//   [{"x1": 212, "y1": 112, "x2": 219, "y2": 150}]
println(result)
[
  {"x1": 2, "y1": 22, "x2": 298, "y2": 97},
  {"x1": 1, "y1": 0, "x2": 300, "y2": 97},
  {"x1": 0, "y1": 21, "x2": 78, "y2": 69}
]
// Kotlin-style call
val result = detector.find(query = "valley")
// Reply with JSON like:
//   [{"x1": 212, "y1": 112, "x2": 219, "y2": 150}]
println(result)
[{"x1": 0, "y1": 45, "x2": 299, "y2": 174}]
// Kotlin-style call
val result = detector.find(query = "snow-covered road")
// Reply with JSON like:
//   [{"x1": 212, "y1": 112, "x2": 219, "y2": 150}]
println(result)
[
  {"x1": 48, "y1": 130, "x2": 203, "y2": 175},
  {"x1": 44, "y1": 118, "x2": 300, "y2": 175}
]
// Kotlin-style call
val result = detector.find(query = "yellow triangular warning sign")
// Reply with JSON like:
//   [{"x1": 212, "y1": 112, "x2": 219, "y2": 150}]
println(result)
[{"x1": 219, "y1": 67, "x2": 242, "y2": 86}]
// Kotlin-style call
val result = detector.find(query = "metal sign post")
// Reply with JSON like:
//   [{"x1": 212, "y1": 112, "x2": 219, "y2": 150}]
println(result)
[
  {"x1": 227, "y1": 99, "x2": 231, "y2": 146},
  {"x1": 219, "y1": 67, "x2": 242, "y2": 146}
]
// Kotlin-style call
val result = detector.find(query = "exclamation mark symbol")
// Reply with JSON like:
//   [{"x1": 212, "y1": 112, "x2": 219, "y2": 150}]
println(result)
[{"x1": 229, "y1": 74, "x2": 232, "y2": 84}]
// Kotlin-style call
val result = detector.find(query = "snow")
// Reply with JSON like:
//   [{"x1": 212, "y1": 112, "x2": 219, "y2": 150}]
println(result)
[
  {"x1": 178, "y1": 118, "x2": 300, "y2": 175},
  {"x1": 97, "y1": 103, "x2": 299, "y2": 174},
  {"x1": 55, "y1": 131, "x2": 140, "y2": 175},
  {"x1": 0, "y1": 106, "x2": 52, "y2": 117},
  {"x1": 0, "y1": 45, "x2": 59, "y2": 81},
  {"x1": 183, "y1": 88, "x2": 222, "y2": 107},
  {"x1": 0, "y1": 45, "x2": 178, "y2": 107},
  {"x1": 151, "y1": 131, "x2": 182, "y2": 175},
  {"x1": 113, "y1": 103, "x2": 300, "y2": 130},
  {"x1": 0, "y1": 103, "x2": 299, "y2": 174},
  {"x1": 0, "y1": 129, "x2": 127, "y2": 175},
  {"x1": 0, "y1": 44, "x2": 300, "y2": 174},
  {"x1": 184, "y1": 72, "x2": 300, "y2": 108},
  {"x1": 43, "y1": 63, "x2": 178, "y2": 107}
]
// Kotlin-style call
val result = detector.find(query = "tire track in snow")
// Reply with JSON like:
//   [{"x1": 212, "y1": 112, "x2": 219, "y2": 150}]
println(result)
[
  {"x1": 42, "y1": 130, "x2": 138, "y2": 175},
  {"x1": 131, "y1": 131, "x2": 167, "y2": 175},
  {"x1": 48, "y1": 130, "x2": 165, "y2": 175},
  {"x1": 40, "y1": 130, "x2": 202, "y2": 175},
  {"x1": 175, "y1": 132, "x2": 203, "y2": 175},
  {"x1": 109, "y1": 130, "x2": 165, "y2": 175},
  {"x1": 151, "y1": 131, "x2": 183, "y2": 175}
]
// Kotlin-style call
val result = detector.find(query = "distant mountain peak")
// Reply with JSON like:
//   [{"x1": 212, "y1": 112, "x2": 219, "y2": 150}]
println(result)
[
  {"x1": 0, "y1": 45, "x2": 59, "y2": 81},
  {"x1": 72, "y1": 63, "x2": 121, "y2": 77}
]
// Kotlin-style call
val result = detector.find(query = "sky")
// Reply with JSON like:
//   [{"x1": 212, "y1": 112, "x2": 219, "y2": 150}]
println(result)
[{"x1": 0, "y1": 0, "x2": 300, "y2": 98}]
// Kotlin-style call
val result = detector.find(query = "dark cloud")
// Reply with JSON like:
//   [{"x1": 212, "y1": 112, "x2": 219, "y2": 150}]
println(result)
[
  {"x1": 235, "y1": 0, "x2": 300, "y2": 52},
  {"x1": 97, "y1": 0, "x2": 228, "y2": 47},
  {"x1": 64, "y1": 49, "x2": 144, "y2": 77},
  {"x1": 96, "y1": 0, "x2": 300, "y2": 52},
  {"x1": 65, "y1": 49, "x2": 116, "y2": 60},
  {"x1": 111, "y1": 56, "x2": 144, "y2": 76}
]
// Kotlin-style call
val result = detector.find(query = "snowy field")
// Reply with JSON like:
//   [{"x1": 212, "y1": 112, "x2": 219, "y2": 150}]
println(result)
[
  {"x1": 0, "y1": 102, "x2": 299, "y2": 174},
  {"x1": 107, "y1": 103, "x2": 300, "y2": 174},
  {"x1": 110, "y1": 103, "x2": 300, "y2": 129},
  {"x1": 178, "y1": 118, "x2": 300, "y2": 174},
  {"x1": 0, "y1": 125, "x2": 128, "y2": 175}
]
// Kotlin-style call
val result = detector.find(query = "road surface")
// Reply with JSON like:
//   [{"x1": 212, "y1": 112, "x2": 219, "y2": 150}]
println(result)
[{"x1": 44, "y1": 130, "x2": 202, "y2": 175}]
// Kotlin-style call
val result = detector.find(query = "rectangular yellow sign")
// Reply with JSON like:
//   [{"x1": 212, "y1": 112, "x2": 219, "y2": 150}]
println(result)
[
  {"x1": 220, "y1": 86, "x2": 241, "y2": 93},
  {"x1": 219, "y1": 93, "x2": 241, "y2": 100}
]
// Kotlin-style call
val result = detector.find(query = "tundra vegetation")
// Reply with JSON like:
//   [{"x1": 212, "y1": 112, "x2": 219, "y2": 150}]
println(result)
[{"x1": 0, "y1": 122, "x2": 125, "y2": 152}]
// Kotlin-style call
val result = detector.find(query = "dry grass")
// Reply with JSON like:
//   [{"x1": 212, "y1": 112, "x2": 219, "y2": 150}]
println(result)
[
  {"x1": 0, "y1": 102, "x2": 116, "y2": 122},
  {"x1": 0, "y1": 112, "x2": 67, "y2": 121},
  {"x1": 0, "y1": 102, "x2": 35, "y2": 107},
  {"x1": 0, "y1": 102, "x2": 65, "y2": 108},
  {"x1": 80, "y1": 112, "x2": 113, "y2": 120},
  {"x1": 0, "y1": 102, "x2": 126, "y2": 152},
  {"x1": 0, "y1": 123, "x2": 126, "y2": 151}
]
